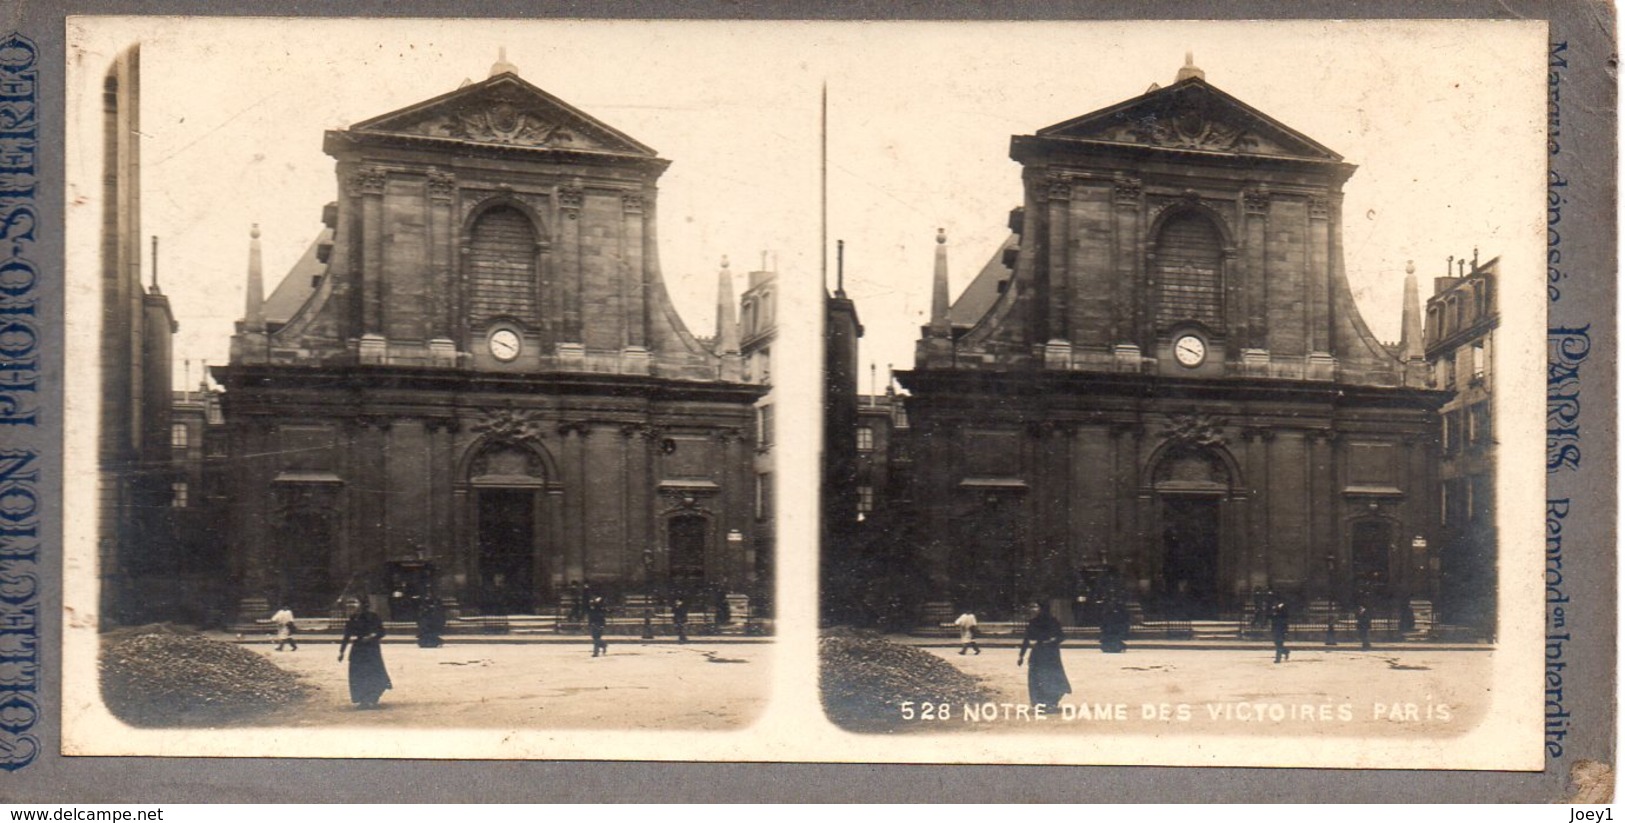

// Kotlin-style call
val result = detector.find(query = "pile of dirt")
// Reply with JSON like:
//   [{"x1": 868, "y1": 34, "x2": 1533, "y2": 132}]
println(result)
[
  {"x1": 100, "y1": 625, "x2": 311, "y2": 727},
  {"x1": 819, "y1": 627, "x2": 993, "y2": 732}
]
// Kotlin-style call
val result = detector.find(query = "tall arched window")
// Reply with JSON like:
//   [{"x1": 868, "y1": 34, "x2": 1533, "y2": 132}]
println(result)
[
  {"x1": 1153, "y1": 212, "x2": 1224, "y2": 330},
  {"x1": 467, "y1": 205, "x2": 538, "y2": 327}
]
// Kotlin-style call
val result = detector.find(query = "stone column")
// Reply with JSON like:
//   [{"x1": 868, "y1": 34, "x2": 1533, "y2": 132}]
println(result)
[
  {"x1": 1242, "y1": 188, "x2": 1269, "y2": 351},
  {"x1": 352, "y1": 166, "x2": 387, "y2": 337},
  {"x1": 1112, "y1": 178, "x2": 1141, "y2": 345},
  {"x1": 426, "y1": 170, "x2": 456, "y2": 343},
  {"x1": 622, "y1": 193, "x2": 647, "y2": 349},
  {"x1": 1308, "y1": 194, "x2": 1332, "y2": 355},
  {"x1": 1045, "y1": 176, "x2": 1071, "y2": 344},
  {"x1": 558, "y1": 186, "x2": 584, "y2": 346}
]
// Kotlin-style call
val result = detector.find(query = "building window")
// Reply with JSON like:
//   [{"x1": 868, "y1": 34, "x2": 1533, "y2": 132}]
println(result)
[
  {"x1": 856, "y1": 485, "x2": 874, "y2": 515},
  {"x1": 1439, "y1": 481, "x2": 1450, "y2": 526},
  {"x1": 467, "y1": 205, "x2": 540, "y2": 327},
  {"x1": 1470, "y1": 402, "x2": 1492, "y2": 445},
  {"x1": 893, "y1": 403, "x2": 909, "y2": 429},
  {"x1": 758, "y1": 348, "x2": 771, "y2": 386},
  {"x1": 758, "y1": 405, "x2": 773, "y2": 447},
  {"x1": 170, "y1": 482, "x2": 188, "y2": 508},
  {"x1": 755, "y1": 472, "x2": 773, "y2": 521},
  {"x1": 1471, "y1": 341, "x2": 1486, "y2": 381},
  {"x1": 1445, "y1": 355, "x2": 1458, "y2": 389},
  {"x1": 171, "y1": 423, "x2": 189, "y2": 448},
  {"x1": 1152, "y1": 212, "x2": 1224, "y2": 330},
  {"x1": 856, "y1": 426, "x2": 874, "y2": 453},
  {"x1": 1441, "y1": 414, "x2": 1453, "y2": 454}
]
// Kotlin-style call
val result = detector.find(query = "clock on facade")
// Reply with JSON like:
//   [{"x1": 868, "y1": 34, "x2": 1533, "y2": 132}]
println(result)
[
  {"x1": 1173, "y1": 333, "x2": 1206, "y2": 367},
  {"x1": 488, "y1": 328, "x2": 521, "y2": 361}
]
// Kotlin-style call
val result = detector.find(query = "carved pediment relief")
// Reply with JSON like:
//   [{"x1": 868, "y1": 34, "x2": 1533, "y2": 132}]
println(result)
[
  {"x1": 1102, "y1": 109, "x2": 1278, "y2": 154},
  {"x1": 1038, "y1": 82, "x2": 1339, "y2": 161},
  {"x1": 412, "y1": 94, "x2": 588, "y2": 148},
  {"x1": 349, "y1": 75, "x2": 657, "y2": 157}
]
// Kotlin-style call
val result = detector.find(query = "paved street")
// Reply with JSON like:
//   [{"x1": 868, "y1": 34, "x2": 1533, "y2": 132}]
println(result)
[
  {"x1": 907, "y1": 644, "x2": 1493, "y2": 737},
  {"x1": 232, "y1": 639, "x2": 772, "y2": 731}
]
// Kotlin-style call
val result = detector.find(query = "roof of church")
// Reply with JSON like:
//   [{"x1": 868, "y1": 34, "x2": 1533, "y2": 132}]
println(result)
[
  {"x1": 341, "y1": 71, "x2": 660, "y2": 159},
  {"x1": 262, "y1": 228, "x2": 331, "y2": 327},
  {"x1": 1026, "y1": 74, "x2": 1344, "y2": 163},
  {"x1": 949, "y1": 233, "x2": 1019, "y2": 327}
]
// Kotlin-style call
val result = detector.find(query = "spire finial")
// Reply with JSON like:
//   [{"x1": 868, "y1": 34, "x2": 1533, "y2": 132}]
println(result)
[
  {"x1": 1400, "y1": 258, "x2": 1424, "y2": 361},
  {"x1": 836, "y1": 239, "x2": 846, "y2": 297},
  {"x1": 929, "y1": 227, "x2": 951, "y2": 338},
  {"x1": 490, "y1": 47, "x2": 518, "y2": 78},
  {"x1": 714, "y1": 254, "x2": 740, "y2": 359},
  {"x1": 244, "y1": 222, "x2": 265, "y2": 333},
  {"x1": 1176, "y1": 51, "x2": 1205, "y2": 82}
]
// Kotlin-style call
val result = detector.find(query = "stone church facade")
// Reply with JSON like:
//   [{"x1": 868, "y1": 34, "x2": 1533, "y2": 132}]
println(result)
[
  {"x1": 216, "y1": 64, "x2": 763, "y2": 617},
  {"x1": 898, "y1": 62, "x2": 1449, "y2": 622}
]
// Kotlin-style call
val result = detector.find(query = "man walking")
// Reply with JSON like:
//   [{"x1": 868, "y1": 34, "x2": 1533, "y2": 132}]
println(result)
[
  {"x1": 1270, "y1": 599, "x2": 1291, "y2": 663},
  {"x1": 587, "y1": 596, "x2": 609, "y2": 657},
  {"x1": 673, "y1": 598, "x2": 690, "y2": 644},
  {"x1": 953, "y1": 609, "x2": 980, "y2": 655}
]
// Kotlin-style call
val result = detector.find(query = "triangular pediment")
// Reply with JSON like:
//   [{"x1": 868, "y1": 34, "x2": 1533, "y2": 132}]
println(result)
[
  {"x1": 1038, "y1": 78, "x2": 1341, "y2": 161},
  {"x1": 348, "y1": 73, "x2": 658, "y2": 157}
]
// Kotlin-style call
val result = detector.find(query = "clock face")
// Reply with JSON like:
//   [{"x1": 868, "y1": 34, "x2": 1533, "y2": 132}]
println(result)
[
  {"x1": 1173, "y1": 334, "x2": 1206, "y2": 367},
  {"x1": 489, "y1": 329, "x2": 521, "y2": 362}
]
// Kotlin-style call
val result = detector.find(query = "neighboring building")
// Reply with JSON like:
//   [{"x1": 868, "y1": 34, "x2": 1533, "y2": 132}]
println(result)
[
  {"x1": 146, "y1": 381, "x2": 231, "y2": 621},
  {"x1": 99, "y1": 44, "x2": 182, "y2": 625},
  {"x1": 895, "y1": 59, "x2": 1448, "y2": 624},
  {"x1": 821, "y1": 243, "x2": 864, "y2": 622},
  {"x1": 738, "y1": 259, "x2": 776, "y2": 605},
  {"x1": 854, "y1": 388, "x2": 910, "y2": 522},
  {"x1": 1425, "y1": 254, "x2": 1498, "y2": 636},
  {"x1": 214, "y1": 60, "x2": 765, "y2": 619}
]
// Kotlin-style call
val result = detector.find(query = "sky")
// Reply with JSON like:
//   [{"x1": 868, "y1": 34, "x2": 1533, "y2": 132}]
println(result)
[{"x1": 65, "y1": 18, "x2": 1547, "y2": 391}]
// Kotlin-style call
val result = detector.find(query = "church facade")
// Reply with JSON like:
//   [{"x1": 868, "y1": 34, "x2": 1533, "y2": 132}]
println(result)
[
  {"x1": 215, "y1": 64, "x2": 764, "y2": 618},
  {"x1": 898, "y1": 62, "x2": 1450, "y2": 622}
]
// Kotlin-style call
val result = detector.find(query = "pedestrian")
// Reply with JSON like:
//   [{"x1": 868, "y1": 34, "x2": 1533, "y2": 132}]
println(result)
[
  {"x1": 713, "y1": 587, "x2": 732, "y2": 625},
  {"x1": 1270, "y1": 599, "x2": 1291, "y2": 663},
  {"x1": 416, "y1": 593, "x2": 445, "y2": 648},
  {"x1": 270, "y1": 605, "x2": 298, "y2": 652},
  {"x1": 672, "y1": 598, "x2": 690, "y2": 643},
  {"x1": 1017, "y1": 601, "x2": 1072, "y2": 711},
  {"x1": 338, "y1": 596, "x2": 392, "y2": 709},
  {"x1": 953, "y1": 609, "x2": 980, "y2": 655},
  {"x1": 587, "y1": 596, "x2": 608, "y2": 657},
  {"x1": 1356, "y1": 604, "x2": 1373, "y2": 651},
  {"x1": 1100, "y1": 598, "x2": 1130, "y2": 654}
]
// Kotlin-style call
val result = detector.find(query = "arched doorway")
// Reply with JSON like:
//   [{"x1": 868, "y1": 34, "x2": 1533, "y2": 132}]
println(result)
[
  {"x1": 667, "y1": 514, "x2": 708, "y2": 597},
  {"x1": 948, "y1": 497, "x2": 1025, "y2": 619},
  {"x1": 270, "y1": 480, "x2": 342, "y2": 612},
  {"x1": 1350, "y1": 518, "x2": 1394, "y2": 603},
  {"x1": 1149, "y1": 444, "x2": 1235, "y2": 619},
  {"x1": 465, "y1": 440, "x2": 553, "y2": 614}
]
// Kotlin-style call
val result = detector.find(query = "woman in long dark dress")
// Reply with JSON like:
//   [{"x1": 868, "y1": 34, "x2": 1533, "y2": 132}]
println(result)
[
  {"x1": 1017, "y1": 601, "x2": 1072, "y2": 711},
  {"x1": 338, "y1": 598, "x2": 392, "y2": 708}
]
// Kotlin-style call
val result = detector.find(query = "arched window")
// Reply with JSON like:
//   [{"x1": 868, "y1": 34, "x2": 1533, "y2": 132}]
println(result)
[
  {"x1": 1153, "y1": 212, "x2": 1224, "y2": 330},
  {"x1": 467, "y1": 205, "x2": 538, "y2": 328}
]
